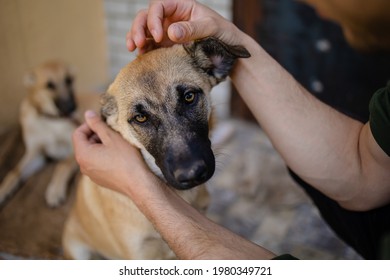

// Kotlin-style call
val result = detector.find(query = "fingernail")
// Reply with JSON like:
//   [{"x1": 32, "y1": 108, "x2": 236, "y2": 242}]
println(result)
[
  {"x1": 172, "y1": 24, "x2": 184, "y2": 41},
  {"x1": 85, "y1": 110, "x2": 97, "y2": 119}
]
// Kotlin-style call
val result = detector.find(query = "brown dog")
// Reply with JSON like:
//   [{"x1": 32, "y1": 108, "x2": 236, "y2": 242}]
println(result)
[
  {"x1": 0, "y1": 61, "x2": 99, "y2": 207},
  {"x1": 62, "y1": 38, "x2": 250, "y2": 259}
]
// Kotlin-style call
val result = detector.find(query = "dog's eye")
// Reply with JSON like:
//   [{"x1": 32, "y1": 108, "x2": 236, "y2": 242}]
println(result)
[
  {"x1": 184, "y1": 92, "x2": 196, "y2": 104},
  {"x1": 65, "y1": 75, "x2": 73, "y2": 86},
  {"x1": 46, "y1": 81, "x2": 56, "y2": 90},
  {"x1": 134, "y1": 114, "x2": 148, "y2": 123}
]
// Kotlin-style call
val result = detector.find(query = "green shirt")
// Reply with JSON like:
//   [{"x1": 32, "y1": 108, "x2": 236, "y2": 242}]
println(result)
[
  {"x1": 369, "y1": 83, "x2": 390, "y2": 157},
  {"x1": 366, "y1": 84, "x2": 390, "y2": 259}
]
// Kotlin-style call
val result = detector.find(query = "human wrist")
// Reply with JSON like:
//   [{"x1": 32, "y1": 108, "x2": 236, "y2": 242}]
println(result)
[{"x1": 122, "y1": 168, "x2": 167, "y2": 209}]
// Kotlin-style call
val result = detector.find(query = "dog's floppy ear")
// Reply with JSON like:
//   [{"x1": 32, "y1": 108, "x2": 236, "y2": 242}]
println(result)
[
  {"x1": 100, "y1": 93, "x2": 118, "y2": 122},
  {"x1": 183, "y1": 37, "x2": 251, "y2": 84}
]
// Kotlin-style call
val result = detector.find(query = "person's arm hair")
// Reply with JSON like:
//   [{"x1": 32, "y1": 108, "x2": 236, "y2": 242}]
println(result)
[{"x1": 128, "y1": 176, "x2": 276, "y2": 259}]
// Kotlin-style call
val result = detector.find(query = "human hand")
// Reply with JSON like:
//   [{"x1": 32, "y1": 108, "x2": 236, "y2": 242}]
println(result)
[
  {"x1": 126, "y1": 0, "x2": 245, "y2": 54},
  {"x1": 72, "y1": 110, "x2": 156, "y2": 197}
]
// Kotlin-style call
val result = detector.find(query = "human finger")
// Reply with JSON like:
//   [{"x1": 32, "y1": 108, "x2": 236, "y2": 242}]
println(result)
[
  {"x1": 147, "y1": 0, "x2": 197, "y2": 43},
  {"x1": 167, "y1": 17, "x2": 218, "y2": 43},
  {"x1": 89, "y1": 133, "x2": 102, "y2": 144},
  {"x1": 84, "y1": 110, "x2": 114, "y2": 144},
  {"x1": 72, "y1": 123, "x2": 95, "y2": 164},
  {"x1": 127, "y1": 9, "x2": 149, "y2": 51},
  {"x1": 146, "y1": 0, "x2": 166, "y2": 43},
  {"x1": 73, "y1": 123, "x2": 93, "y2": 145}
]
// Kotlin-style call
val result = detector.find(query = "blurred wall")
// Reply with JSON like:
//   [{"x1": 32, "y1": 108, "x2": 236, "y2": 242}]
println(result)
[{"x1": 0, "y1": 0, "x2": 108, "y2": 127}]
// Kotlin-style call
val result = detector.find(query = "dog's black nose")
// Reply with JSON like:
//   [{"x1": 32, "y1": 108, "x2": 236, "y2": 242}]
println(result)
[
  {"x1": 173, "y1": 160, "x2": 210, "y2": 189},
  {"x1": 55, "y1": 96, "x2": 77, "y2": 117}
]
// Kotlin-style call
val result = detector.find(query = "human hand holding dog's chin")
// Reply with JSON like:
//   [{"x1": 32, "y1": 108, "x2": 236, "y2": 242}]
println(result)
[
  {"x1": 126, "y1": 0, "x2": 244, "y2": 54},
  {"x1": 72, "y1": 110, "x2": 162, "y2": 199}
]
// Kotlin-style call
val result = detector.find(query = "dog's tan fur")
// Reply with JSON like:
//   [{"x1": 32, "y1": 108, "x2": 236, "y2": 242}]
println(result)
[
  {"x1": 0, "y1": 61, "x2": 100, "y2": 207},
  {"x1": 63, "y1": 38, "x2": 250, "y2": 259}
]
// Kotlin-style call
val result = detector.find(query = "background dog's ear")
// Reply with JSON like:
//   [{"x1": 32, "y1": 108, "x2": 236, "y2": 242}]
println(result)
[
  {"x1": 100, "y1": 93, "x2": 118, "y2": 122},
  {"x1": 184, "y1": 37, "x2": 251, "y2": 84}
]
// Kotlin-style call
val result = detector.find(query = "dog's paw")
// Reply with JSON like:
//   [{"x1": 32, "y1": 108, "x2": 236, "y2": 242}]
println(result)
[{"x1": 45, "y1": 184, "x2": 67, "y2": 207}]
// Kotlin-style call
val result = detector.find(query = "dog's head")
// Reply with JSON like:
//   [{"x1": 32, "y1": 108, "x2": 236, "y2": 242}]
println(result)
[
  {"x1": 25, "y1": 61, "x2": 77, "y2": 117},
  {"x1": 101, "y1": 37, "x2": 250, "y2": 190}
]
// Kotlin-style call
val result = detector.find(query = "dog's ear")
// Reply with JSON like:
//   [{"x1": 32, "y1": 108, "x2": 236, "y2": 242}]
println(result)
[
  {"x1": 100, "y1": 93, "x2": 118, "y2": 123},
  {"x1": 183, "y1": 37, "x2": 251, "y2": 84}
]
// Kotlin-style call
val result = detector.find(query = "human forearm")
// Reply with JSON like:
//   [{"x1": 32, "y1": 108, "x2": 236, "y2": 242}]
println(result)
[
  {"x1": 230, "y1": 34, "x2": 368, "y2": 204},
  {"x1": 126, "y1": 178, "x2": 275, "y2": 260}
]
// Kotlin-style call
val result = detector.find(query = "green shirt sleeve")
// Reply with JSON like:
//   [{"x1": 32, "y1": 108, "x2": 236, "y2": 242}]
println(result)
[{"x1": 369, "y1": 84, "x2": 390, "y2": 157}]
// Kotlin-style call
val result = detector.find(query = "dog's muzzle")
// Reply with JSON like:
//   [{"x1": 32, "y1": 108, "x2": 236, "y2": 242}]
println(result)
[
  {"x1": 55, "y1": 95, "x2": 77, "y2": 117},
  {"x1": 162, "y1": 139, "x2": 215, "y2": 190},
  {"x1": 173, "y1": 159, "x2": 212, "y2": 189}
]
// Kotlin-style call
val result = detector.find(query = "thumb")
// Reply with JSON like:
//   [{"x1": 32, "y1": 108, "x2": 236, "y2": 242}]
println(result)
[
  {"x1": 84, "y1": 110, "x2": 113, "y2": 143},
  {"x1": 168, "y1": 19, "x2": 217, "y2": 42}
]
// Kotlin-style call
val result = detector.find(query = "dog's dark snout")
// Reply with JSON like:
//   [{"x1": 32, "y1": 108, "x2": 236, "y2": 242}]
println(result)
[
  {"x1": 159, "y1": 135, "x2": 215, "y2": 190},
  {"x1": 55, "y1": 96, "x2": 77, "y2": 117},
  {"x1": 173, "y1": 160, "x2": 212, "y2": 189}
]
